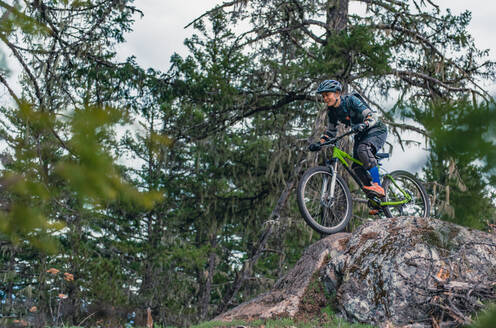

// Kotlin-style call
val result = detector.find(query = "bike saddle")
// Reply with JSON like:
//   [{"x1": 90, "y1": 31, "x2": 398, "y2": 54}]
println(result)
[{"x1": 375, "y1": 153, "x2": 389, "y2": 160}]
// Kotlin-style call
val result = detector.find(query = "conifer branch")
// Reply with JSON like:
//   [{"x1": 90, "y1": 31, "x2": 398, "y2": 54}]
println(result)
[
  {"x1": 0, "y1": 74, "x2": 21, "y2": 106},
  {"x1": 390, "y1": 69, "x2": 481, "y2": 94},
  {"x1": 372, "y1": 24, "x2": 494, "y2": 100},
  {"x1": 0, "y1": 35, "x2": 44, "y2": 107},
  {"x1": 184, "y1": 0, "x2": 248, "y2": 29}
]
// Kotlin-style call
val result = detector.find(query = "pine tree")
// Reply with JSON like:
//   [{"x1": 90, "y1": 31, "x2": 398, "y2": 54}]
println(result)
[
  {"x1": 0, "y1": 1, "x2": 494, "y2": 326},
  {"x1": 184, "y1": 0, "x2": 495, "y2": 316},
  {"x1": 418, "y1": 101, "x2": 496, "y2": 228},
  {"x1": 0, "y1": 1, "x2": 159, "y2": 326}
]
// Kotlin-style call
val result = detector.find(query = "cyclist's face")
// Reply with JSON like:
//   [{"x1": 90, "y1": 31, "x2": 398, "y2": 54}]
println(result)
[{"x1": 322, "y1": 91, "x2": 340, "y2": 107}]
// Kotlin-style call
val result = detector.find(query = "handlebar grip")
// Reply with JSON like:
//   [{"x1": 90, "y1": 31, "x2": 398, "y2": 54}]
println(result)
[{"x1": 319, "y1": 129, "x2": 357, "y2": 146}]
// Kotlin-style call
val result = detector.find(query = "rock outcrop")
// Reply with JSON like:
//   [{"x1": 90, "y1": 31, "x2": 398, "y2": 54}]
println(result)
[
  {"x1": 325, "y1": 216, "x2": 496, "y2": 327},
  {"x1": 215, "y1": 217, "x2": 496, "y2": 327}
]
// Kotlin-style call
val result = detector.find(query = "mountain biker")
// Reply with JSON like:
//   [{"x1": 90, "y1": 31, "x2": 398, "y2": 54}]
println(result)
[{"x1": 309, "y1": 79, "x2": 388, "y2": 203}]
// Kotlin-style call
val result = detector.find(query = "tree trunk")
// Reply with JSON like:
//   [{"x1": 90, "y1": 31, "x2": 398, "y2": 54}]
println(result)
[
  {"x1": 326, "y1": 0, "x2": 349, "y2": 34},
  {"x1": 200, "y1": 234, "x2": 217, "y2": 320},
  {"x1": 214, "y1": 233, "x2": 350, "y2": 321}
]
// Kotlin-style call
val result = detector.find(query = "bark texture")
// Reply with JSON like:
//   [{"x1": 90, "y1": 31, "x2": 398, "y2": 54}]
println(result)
[
  {"x1": 324, "y1": 216, "x2": 496, "y2": 327},
  {"x1": 214, "y1": 217, "x2": 496, "y2": 327},
  {"x1": 214, "y1": 233, "x2": 350, "y2": 321}
]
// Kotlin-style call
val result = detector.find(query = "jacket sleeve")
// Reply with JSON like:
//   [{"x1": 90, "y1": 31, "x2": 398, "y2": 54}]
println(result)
[
  {"x1": 350, "y1": 95, "x2": 379, "y2": 128},
  {"x1": 362, "y1": 108, "x2": 379, "y2": 128}
]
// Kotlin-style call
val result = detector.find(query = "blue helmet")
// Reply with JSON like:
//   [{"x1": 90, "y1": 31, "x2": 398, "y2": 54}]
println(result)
[{"x1": 316, "y1": 79, "x2": 342, "y2": 94}]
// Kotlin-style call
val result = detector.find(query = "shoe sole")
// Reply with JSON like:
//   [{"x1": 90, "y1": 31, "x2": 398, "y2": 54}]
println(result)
[{"x1": 364, "y1": 189, "x2": 385, "y2": 198}]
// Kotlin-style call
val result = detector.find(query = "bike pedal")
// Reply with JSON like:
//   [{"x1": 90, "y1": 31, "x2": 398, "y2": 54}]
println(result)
[
  {"x1": 367, "y1": 195, "x2": 382, "y2": 204},
  {"x1": 367, "y1": 199, "x2": 381, "y2": 211},
  {"x1": 364, "y1": 189, "x2": 377, "y2": 197},
  {"x1": 367, "y1": 193, "x2": 385, "y2": 201}
]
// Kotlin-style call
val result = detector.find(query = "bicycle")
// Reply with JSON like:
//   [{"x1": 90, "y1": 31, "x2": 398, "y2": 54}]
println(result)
[{"x1": 296, "y1": 130, "x2": 430, "y2": 235}]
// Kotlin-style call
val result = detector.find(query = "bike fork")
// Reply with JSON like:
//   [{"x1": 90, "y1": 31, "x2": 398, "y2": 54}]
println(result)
[{"x1": 329, "y1": 161, "x2": 338, "y2": 199}]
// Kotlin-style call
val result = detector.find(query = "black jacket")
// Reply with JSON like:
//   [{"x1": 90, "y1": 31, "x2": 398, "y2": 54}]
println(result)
[{"x1": 324, "y1": 94, "x2": 387, "y2": 141}]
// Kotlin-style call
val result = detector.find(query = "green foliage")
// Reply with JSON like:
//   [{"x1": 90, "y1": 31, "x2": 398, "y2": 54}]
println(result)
[
  {"x1": 416, "y1": 100, "x2": 496, "y2": 228},
  {"x1": 416, "y1": 101, "x2": 496, "y2": 175},
  {"x1": 0, "y1": 1, "x2": 49, "y2": 36},
  {"x1": 191, "y1": 316, "x2": 375, "y2": 328},
  {"x1": 58, "y1": 105, "x2": 162, "y2": 208},
  {"x1": 469, "y1": 303, "x2": 496, "y2": 328},
  {"x1": 0, "y1": 1, "x2": 495, "y2": 327},
  {"x1": 310, "y1": 25, "x2": 391, "y2": 78},
  {"x1": 0, "y1": 102, "x2": 161, "y2": 249}
]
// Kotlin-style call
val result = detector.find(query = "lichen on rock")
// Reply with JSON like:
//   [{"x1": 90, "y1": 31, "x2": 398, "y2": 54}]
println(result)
[
  {"x1": 214, "y1": 217, "x2": 496, "y2": 327},
  {"x1": 323, "y1": 216, "x2": 496, "y2": 327}
]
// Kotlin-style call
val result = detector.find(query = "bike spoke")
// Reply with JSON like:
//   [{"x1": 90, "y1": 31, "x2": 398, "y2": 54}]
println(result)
[
  {"x1": 303, "y1": 171, "x2": 348, "y2": 229},
  {"x1": 385, "y1": 173, "x2": 428, "y2": 217}
]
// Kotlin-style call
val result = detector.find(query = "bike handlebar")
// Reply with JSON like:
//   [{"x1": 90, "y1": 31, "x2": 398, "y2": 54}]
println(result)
[{"x1": 320, "y1": 129, "x2": 357, "y2": 147}]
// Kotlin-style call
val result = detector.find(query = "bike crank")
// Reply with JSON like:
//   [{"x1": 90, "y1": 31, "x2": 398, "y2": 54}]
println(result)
[{"x1": 367, "y1": 196, "x2": 382, "y2": 211}]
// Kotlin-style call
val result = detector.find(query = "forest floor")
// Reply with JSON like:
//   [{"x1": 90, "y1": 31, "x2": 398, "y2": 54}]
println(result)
[
  {"x1": 191, "y1": 268, "x2": 374, "y2": 328},
  {"x1": 190, "y1": 314, "x2": 375, "y2": 328}
]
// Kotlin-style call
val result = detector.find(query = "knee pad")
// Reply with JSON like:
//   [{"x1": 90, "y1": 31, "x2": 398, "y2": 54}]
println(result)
[{"x1": 357, "y1": 143, "x2": 377, "y2": 170}]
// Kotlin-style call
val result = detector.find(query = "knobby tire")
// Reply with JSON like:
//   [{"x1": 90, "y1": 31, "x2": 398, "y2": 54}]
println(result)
[
  {"x1": 297, "y1": 166, "x2": 352, "y2": 235},
  {"x1": 382, "y1": 170, "x2": 430, "y2": 218}
]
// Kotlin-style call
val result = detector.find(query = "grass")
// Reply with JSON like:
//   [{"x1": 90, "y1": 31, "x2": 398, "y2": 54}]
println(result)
[
  {"x1": 189, "y1": 306, "x2": 375, "y2": 328},
  {"x1": 40, "y1": 303, "x2": 496, "y2": 327},
  {"x1": 190, "y1": 317, "x2": 375, "y2": 328},
  {"x1": 42, "y1": 313, "x2": 375, "y2": 328}
]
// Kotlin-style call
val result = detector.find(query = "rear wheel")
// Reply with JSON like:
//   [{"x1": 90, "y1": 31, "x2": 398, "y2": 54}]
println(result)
[
  {"x1": 297, "y1": 166, "x2": 353, "y2": 234},
  {"x1": 382, "y1": 170, "x2": 430, "y2": 218}
]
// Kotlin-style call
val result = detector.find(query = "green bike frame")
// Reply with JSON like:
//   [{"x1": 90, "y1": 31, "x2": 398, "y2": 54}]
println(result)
[{"x1": 331, "y1": 146, "x2": 411, "y2": 206}]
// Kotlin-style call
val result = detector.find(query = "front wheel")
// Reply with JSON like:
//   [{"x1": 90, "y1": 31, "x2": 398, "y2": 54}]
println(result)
[
  {"x1": 382, "y1": 170, "x2": 430, "y2": 218},
  {"x1": 297, "y1": 166, "x2": 353, "y2": 234}
]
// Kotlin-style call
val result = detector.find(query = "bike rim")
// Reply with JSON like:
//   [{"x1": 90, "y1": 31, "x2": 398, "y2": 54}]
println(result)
[
  {"x1": 302, "y1": 171, "x2": 349, "y2": 229},
  {"x1": 386, "y1": 174, "x2": 427, "y2": 217}
]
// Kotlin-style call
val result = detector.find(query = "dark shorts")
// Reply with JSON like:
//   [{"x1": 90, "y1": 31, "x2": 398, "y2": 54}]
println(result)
[
  {"x1": 353, "y1": 130, "x2": 388, "y2": 156},
  {"x1": 352, "y1": 130, "x2": 388, "y2": 171}
]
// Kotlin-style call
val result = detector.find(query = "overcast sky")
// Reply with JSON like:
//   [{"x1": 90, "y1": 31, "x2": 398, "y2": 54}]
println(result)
[
  {"x1": 115, "y1": 0, "x2": 496, "y2": 74},
  {"x1": 1, "y1": 1, "x2": 493, "y2": 173},
  {"x1": 113, "y1": 0, "x2": 495, "y2": 173}
]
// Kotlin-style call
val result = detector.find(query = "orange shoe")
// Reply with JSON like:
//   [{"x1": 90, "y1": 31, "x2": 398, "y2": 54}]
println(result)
[
  {"x1": 369, "y1": 209, "x2": 380, "y2": 215},
  {"x1": 363, "y1": 183, "x2": 385, "y2": 197}
]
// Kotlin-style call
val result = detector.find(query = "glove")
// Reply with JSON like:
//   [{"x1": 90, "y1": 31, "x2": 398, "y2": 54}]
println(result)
[
  {"x1": 319, "y1": 134, "x2": 331, "y2": 144},
  {"x1": 352, "y1": 123, "x2": 367, "y2": 132},
  {"x1": 308, "y1": 142, "x2": 322, "y2": 152}
]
